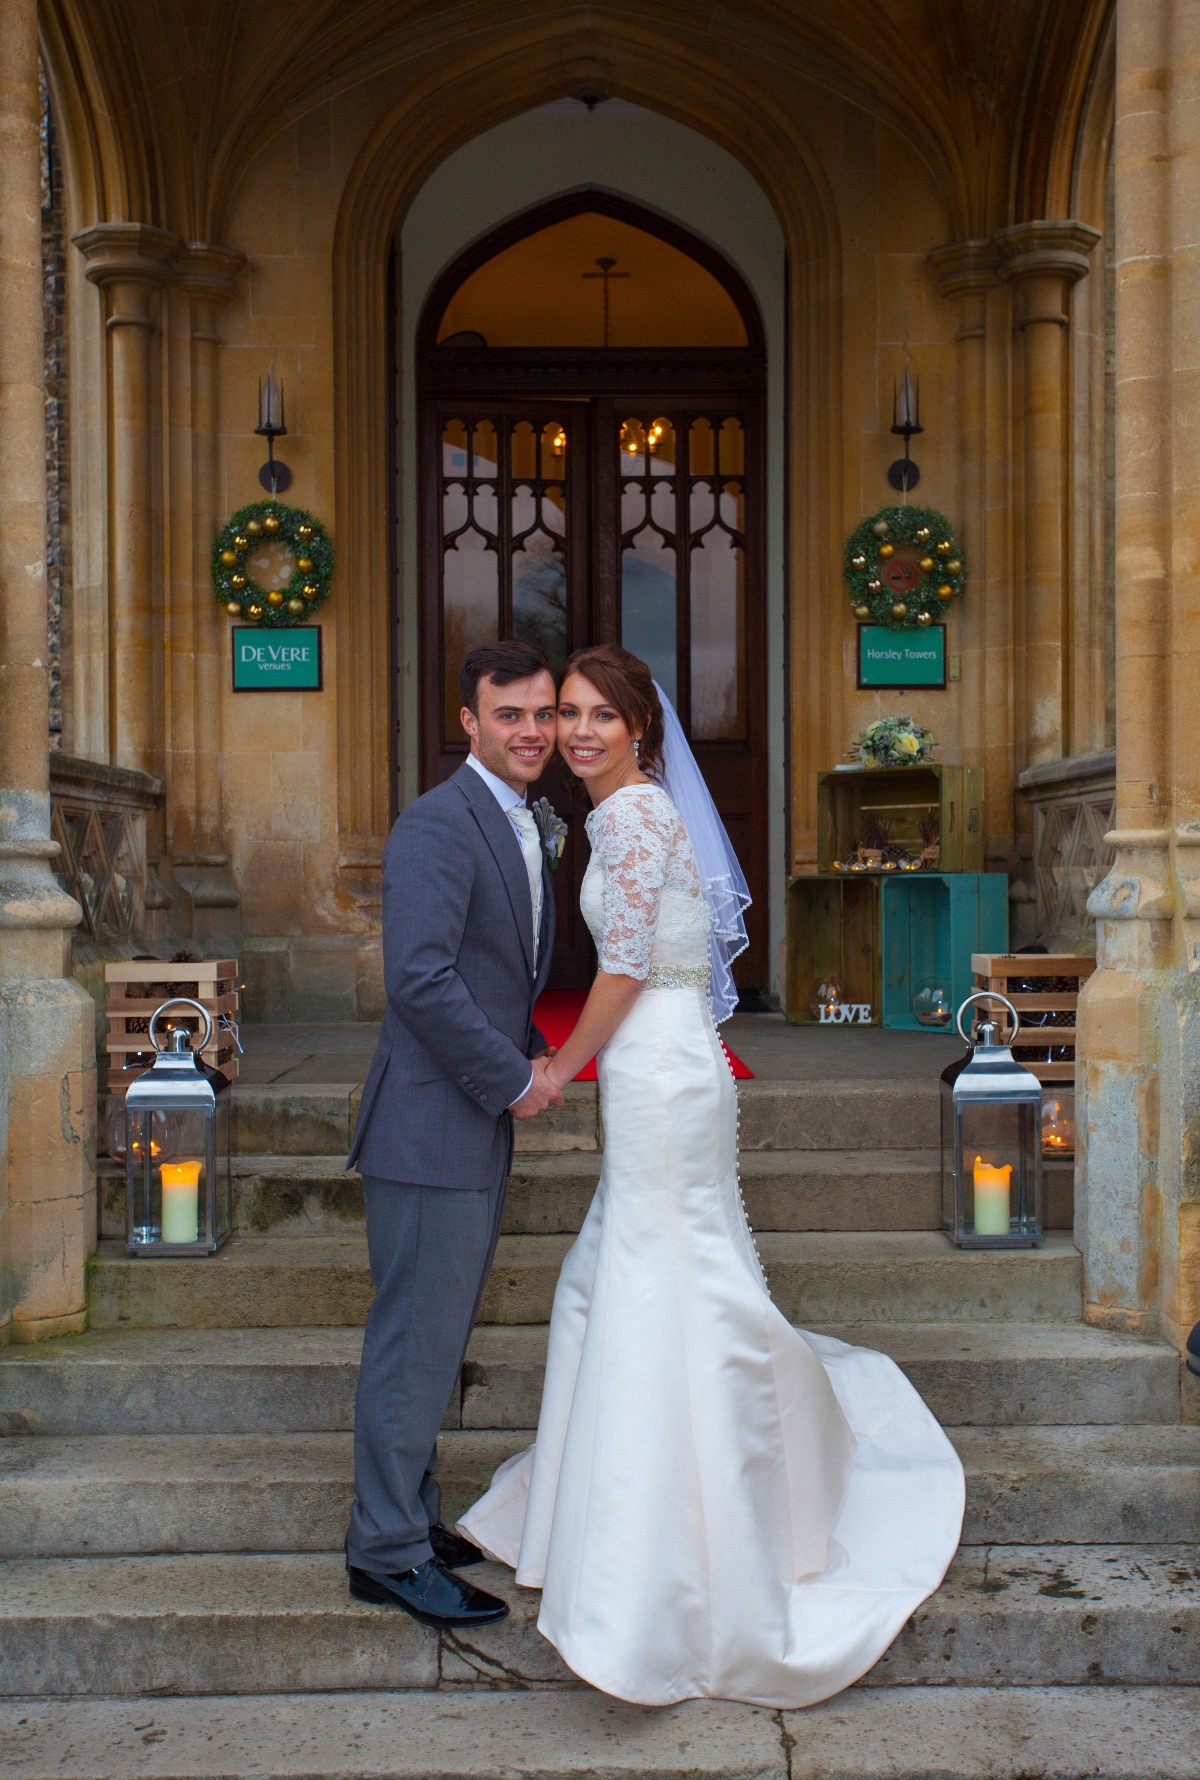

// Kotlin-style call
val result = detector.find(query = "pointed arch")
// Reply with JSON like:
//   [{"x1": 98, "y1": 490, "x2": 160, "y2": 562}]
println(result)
[{"x1": 326, "y1": 29, "x2": 845, "y2": 899}]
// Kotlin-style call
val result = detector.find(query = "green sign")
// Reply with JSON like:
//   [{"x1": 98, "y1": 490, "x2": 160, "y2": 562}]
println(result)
[
  {"x1": 857, "y1": 624, "x2": 945, "y2": 689},
  {"x1": 232, "y1": 627, "x2": 322, "y2": 691}
]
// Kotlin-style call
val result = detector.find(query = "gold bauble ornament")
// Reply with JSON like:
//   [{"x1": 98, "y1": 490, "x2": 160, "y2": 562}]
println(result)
[
  {"x1": 297, "y1": 522, "x2": 313, "y2": 540},
  {"x1": 233, "y1": 534, "x2": 249, "y2": 551},
  {"x1": 287, "y1": 597, "x2": 305, "y2": 614},
  {"x1": 296, "y1": 556, "x2": 314, "y2": 573},
  {"x1": 937, "y1": 583, "x2": 953, "y2": 600},
  {"x1": 919, "y1": 555, "x2": 935, "y2": 573},
  {"x1": 853, "y1": 604, "x2": 871, "y2": 619},
  {"x1": 850, "y1": 553, "x2": 868, "y2": 569},
  {"x1": 230, "y1": 572, "x2": 247, "y2": 589},
  {"x1": 871, "y1": 519, "x2": 890, "y2": 538},
  {"x1": 867, "y1": 579, "x2": 882, "y2": 593},
  {"x1": 916, "y1": 611, "x2": 933, "y2": 627},
  {"x1": 946, "y1": 559, "x2": 962, "y2": 574},
  {"x1": 936, "y1": 539, "x2": 952, "y2": 555},
  {"x1": 263, "y1": 514, "x2": 281, "y2": 534},
  {"x1": 878, "y1": 542, "x2": 895, "y2": 559},
  {"x1": 915, "y1": 525, "x2": 931, "y2": 543},
  {"x1": 247, "y1": 603, "x2": 263, "y2": 619},
  {"x1": 302, "y1": 582, "x2": 319, "y2": 599},
  {"x1": 220, "y1": 548, "x2": 238, "y2": 567},
  {"x1": 891, "y1": 601, "x2": 908, "y2": 619},
  {"x1": 246, "y1": 519, "x2": 263, "y2": 536},
  {"x1": 224, "y1": 601, "x2": 241, "y2": 616},
  {"x1": 267, "y1": 589, "x2": 285, "y2": 607}
]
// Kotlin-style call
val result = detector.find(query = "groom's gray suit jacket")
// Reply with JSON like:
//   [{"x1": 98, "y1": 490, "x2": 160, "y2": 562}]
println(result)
[{"x1": 348, "y1": 762, "x2": 557, "y2": 1189}]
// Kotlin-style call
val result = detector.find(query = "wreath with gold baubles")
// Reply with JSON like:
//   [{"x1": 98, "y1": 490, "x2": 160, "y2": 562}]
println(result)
[
  {"x1": 844, "y1": 504, "x2": 965, "y2": 631},
  {"x1": 212, "y1": 500, "x2": 333, "y2": 629}
]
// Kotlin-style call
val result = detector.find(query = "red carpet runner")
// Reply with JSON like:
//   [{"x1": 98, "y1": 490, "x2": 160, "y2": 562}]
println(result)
[{"x1": 533, "y1": 989, "x2": 754, "y2": 1083}]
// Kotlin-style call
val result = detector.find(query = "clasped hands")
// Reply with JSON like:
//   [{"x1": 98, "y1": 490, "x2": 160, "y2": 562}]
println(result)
[{"x1": 510, "y1": 1048, "x2": 568, "y2": 1120}]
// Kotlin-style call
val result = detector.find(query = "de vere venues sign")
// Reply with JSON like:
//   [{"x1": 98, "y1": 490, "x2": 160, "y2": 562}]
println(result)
[{"x1": 232, "y1": 627, "x2": 323, "y2": 691}]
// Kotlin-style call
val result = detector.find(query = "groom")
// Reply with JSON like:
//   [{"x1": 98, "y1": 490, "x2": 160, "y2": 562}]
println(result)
[{"x1": 345, "y1": 640, "x2": 563, "y2": 1627}]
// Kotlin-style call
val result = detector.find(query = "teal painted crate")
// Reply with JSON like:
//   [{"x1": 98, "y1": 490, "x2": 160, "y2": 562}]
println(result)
[{"x1": 880, "y1": 873, "x2": 1008, "y2": 1031}]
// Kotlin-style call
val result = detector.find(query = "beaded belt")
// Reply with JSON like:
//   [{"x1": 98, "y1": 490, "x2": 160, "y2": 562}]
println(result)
[{"x1": 644, "y1": 963, "x2": 710, "y2": 990}]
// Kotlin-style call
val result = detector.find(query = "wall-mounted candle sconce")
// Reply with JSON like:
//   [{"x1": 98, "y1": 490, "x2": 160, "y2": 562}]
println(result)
[
  {"x1": 255, "y1": 370, "x2": 291, "y2": 494},
  {"x1": 888, "y1": 355, "x2": 923, "y2": 493}
]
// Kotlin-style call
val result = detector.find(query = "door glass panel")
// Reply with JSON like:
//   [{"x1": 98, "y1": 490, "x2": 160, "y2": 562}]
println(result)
[
  {"x1": 541, "y1": 422, "x2": 567, "y2": 476},
  {"x1": 473, "y1": 420, "x2": 498, "y2": 476},
  {"x1": 443, "y1": 530, "x2": 498, "y2": 738},
  {"x1": 688, "y1": 419, "x2": 745, "y2": 738},
  {"x1": 621, "y1": 526, "x2": 677, "y2": 703},
  {"x1": 689, "y1": 418, "x2": 715, "y2": 476},
  {"x1": 718, "y1": 417, "x2": 744, "y2": 474},
  {"x1": 443, "y1": 418, "x2": 469, "y2": 475},
  {"x1": 513, "y1": 531, "x2": 567, "y2": 678},
  {"x1": 510, "y1": 421, "x2": 537, "y2": 479},
  {"x1": 647, "y1": 416, "x2": 676, "y2": 476},
  {"x1": 620, "y1": 418, "x2": 646, "y2": 474}
]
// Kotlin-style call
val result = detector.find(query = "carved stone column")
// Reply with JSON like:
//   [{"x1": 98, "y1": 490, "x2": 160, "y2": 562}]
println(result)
[
  {"x1": 72, "y1": 223, "x2": 179, "y2": 775},
  {"x1": 1077, "y1": 0, "x2": 1199, "y2": 1349},
  {"x1": 171, "y1": 244, "x2": 246, "y2": 934},
  {"x1": 996, "y1": 222, "x2": 1100, "y2": 771},
  {"x1": 0, "y1": 0, "x2": 95, "y2": 1341},
  {"x1": 928, "y1": 241, "x2": 1008, "y2": 868}
]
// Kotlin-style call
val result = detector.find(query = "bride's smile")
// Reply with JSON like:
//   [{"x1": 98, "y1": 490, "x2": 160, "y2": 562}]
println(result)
[{"x1": 557, "y1": 673, "x2": 644, "y2": 804}]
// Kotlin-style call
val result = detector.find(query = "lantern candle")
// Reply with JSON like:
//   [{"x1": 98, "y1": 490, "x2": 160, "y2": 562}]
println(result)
[
  {"x1": 160, "y1": 1160, "x2": 202, "y2": 1244},
  {"x1": 973, "y1": 1157, "x2": 1011, "y2": 1237}
]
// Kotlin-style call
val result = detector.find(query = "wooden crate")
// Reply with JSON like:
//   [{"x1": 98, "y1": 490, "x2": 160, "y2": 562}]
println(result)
[
  {"x1": 970, "y1": 952, "x2": 1095, "y2": 1084},
  {"x1": 817, "y1": 765, "x2": 984, "y2": 874},
  {"x1": 881, "y1": 874, "x2": 1008, "y2": 1029},
  {"x1": 104, "y1": 959, "x2": 239, "y2": 1093},
  {"x1": 786, "y1": 875, "x2": 882, "y2": 1024}
]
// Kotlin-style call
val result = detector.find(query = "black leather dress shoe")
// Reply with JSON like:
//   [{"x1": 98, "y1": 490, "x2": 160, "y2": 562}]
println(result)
[
  {"x1": 430, "y1": 1521, "x2": 485, "y2": 1568},
  {"x1": 347, "y1": 1555, "x2": 509, "y2": 1627}
]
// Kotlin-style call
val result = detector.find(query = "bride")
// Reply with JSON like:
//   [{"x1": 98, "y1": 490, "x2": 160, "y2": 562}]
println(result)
[{"x1": 459, "y1": 644, "x2": 964, "y2": 1709}]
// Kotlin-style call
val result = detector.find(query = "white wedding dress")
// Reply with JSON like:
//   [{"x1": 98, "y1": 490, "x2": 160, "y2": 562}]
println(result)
[{"x1": 459, "y1": 783, "x2": 965, "y2": 1708}]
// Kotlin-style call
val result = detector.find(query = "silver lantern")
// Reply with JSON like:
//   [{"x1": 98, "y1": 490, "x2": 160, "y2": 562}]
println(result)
[
  {"x1": 125, "y1": 997, "x2": 232, "y2": 1255},
  {"x1": 941, "y1": 990, "x2": 1043, "y2": 1248}
]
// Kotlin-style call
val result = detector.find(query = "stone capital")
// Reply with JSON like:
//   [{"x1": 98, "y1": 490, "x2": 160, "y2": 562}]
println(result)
[
  {"x1": 927, "y1": 238, "x2": 1001, "y2": 300},
  {"x1": 71, "y1": 222, "x2": 181, "y2": 291},
  {"x1": 1087, "y1": 828, "x2": 1174, "y2": 922},
  {"x1": 176, "y1": 241, "x2": 248, "y2": 306},
  {"x1": 994, "y1": 220, "x2": 1101, "y2": 289}
]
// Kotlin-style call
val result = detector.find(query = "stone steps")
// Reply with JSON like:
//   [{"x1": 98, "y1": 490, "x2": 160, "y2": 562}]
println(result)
[
  {"x1": 225, "y1": 1078, "x2": 948, "y2": 1159},
  {"x1": 3, "y1": 1425, "x2": 1198, "y2": 1556},
  {"x1": 85, "y1": 1232, "x2": 1085, "y2": 1330},
  {"x1": 0, "y1": 1322, "x2": 1184, "y2": 1435},
  {"x1": 1, "y1": 1546, "x2": 1197, "y2": 1698},
  {"x1": 98, "y1": 1151, "x2": 1074, "y2": 1240},
  {"x1": 3, "y1": 1684, "x2": 1199, "y2": 1778}
]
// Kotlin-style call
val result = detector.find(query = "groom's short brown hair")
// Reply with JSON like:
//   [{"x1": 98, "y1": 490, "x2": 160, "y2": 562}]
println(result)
[{"x1": 460, "y1": 640, "x2": 552, "y2": 714}]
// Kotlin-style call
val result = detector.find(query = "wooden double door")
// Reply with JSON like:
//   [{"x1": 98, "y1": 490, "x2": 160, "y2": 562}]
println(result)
[{"x1": 419, "y1": 388, "x2": 767, "y2": 993}]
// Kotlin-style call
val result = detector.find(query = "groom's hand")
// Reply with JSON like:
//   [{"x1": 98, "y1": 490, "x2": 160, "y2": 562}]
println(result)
[{"x1": 509, "y1": 1056, "x2": 566, "y2": 1120}]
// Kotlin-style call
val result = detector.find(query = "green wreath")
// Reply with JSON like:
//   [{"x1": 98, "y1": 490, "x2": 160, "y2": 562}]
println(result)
[
  {"x1": 843, "y1": 504, "x2": 965, "y2": 630},
  {"x1": 212, "y1": 500, "x2": 334, "y2": 629}
]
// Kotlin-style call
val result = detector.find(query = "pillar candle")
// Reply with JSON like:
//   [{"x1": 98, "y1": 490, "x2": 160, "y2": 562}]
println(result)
[
  {"x1": 972, "y1": 1158, "x2": 1012, "y2": 1236},
  {"x1": 160, "y1": 1160, "x2": 202, "y2": 1244}
]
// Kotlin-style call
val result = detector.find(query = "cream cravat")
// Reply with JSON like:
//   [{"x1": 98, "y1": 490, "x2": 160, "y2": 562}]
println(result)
[{"x1": 508, "y1": 805, "x2": 543, "y2": 962}]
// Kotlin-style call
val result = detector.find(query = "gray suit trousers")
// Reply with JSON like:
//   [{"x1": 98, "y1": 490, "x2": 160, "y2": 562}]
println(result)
[{"x1": 347, "y1": 1168, "x2": 507, "y2": 1575}]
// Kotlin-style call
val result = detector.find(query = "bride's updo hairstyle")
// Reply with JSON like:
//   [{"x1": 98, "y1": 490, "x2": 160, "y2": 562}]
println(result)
[{"x1": 561, "y1": 644, "x2": 666, "y2": 783}]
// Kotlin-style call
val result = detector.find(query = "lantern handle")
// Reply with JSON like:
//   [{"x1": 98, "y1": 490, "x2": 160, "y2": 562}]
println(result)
[
  {"x1": 955, "y1": 989, "x2": 1020, "y2": 1046},
  {"x1": 148, "y1": 997, "x2": 214, "y2": 1054}
]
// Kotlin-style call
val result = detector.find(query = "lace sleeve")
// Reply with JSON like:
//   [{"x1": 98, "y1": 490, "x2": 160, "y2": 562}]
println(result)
[{"x1": 592, "y1": 787, "x2": 682, "y2": 979}]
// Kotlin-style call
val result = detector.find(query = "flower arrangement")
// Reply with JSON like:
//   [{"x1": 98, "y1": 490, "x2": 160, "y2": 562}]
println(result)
[{"x1": 853, "y1": 715, "x2": 935, "y2": 768}]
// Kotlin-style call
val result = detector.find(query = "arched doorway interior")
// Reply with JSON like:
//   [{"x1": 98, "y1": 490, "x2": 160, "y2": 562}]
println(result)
[{"x1": 415, "y1": 192, "x2": 768, "y2": 991}]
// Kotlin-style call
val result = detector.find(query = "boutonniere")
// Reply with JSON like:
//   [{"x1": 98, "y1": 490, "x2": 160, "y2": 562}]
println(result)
[{"x1": 532, "y1": 797, "x2": 568, "y2": 870}]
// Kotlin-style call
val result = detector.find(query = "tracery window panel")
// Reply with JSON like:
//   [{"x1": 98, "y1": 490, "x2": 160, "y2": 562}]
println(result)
[
  {"x1": 688, "y1": 421, "x2": 746, "y2": 740},
  {"x1": 440, "y1": 413, "x2": 570, "y2": 738},
  {"x1": 619, "y1": 415, "x2": 679, "y2": 704}
]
